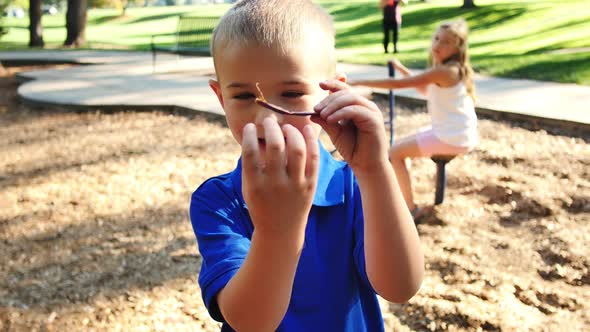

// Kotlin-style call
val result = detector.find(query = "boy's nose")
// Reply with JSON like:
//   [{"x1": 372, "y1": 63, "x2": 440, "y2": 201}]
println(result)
[
  {"x1": 254, "y1": 109, "x2": 283, "y2": 138},
  {"x1": 255, "y1": 104, "x2": 283, "y2": 124},
  {"x1": 254, "y1": 108, "x2": 278, "y2": 132}
]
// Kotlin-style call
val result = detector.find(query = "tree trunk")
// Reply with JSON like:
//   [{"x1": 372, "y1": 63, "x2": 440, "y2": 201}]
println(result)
[
  {"x1": 462, "y1": 0, "x2": 476, "y2": 8},
  {"x1": 29, "y1": 0, "x2": 44, "y2": 47},
  {"x1": 64, "y1": 0, "x2": 87, "y2": 47}
]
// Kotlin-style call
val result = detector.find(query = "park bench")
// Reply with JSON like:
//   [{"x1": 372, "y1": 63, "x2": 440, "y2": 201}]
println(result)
[{"x1": 150, "y1": 15, "x2": 218, "y2": 72}]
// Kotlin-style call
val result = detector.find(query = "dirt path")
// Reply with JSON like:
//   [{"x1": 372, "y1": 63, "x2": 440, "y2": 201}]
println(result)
[{"x1": 1, "y1": 67, "x2": 589, "y2": 331}]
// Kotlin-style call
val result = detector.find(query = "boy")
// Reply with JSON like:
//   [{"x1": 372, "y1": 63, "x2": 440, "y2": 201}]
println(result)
[{"x1": 189, "y1": 0, "x2": 423, "y2": 331}]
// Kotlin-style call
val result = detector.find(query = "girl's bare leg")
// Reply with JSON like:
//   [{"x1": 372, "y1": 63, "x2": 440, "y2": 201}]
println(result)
[{"x1": 389, "y1": 134, "x2": 427, "y2": 211}]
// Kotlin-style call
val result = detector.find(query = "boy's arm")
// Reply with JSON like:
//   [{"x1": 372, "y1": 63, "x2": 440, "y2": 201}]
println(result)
[
  {"x1": 314, "y1": 80, "x2": 423, "y2": 303},
  {"x1": 217, "y1": 121, "x2": 319, "y2": 331},
  {"x1": 217, "y1": 229, "x2": 305, "y2": 332},
  {"x1": 355, "y1": 163, "x2": 424, "y2": 303}
]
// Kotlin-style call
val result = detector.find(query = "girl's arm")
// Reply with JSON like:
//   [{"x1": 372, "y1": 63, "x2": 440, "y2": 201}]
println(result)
[
  {"x1": 350, "y1": 65, "x2": 459, "y2": 97},
  {"x1": 390, "y1": 59, "x2": 428, "y2": 96}
]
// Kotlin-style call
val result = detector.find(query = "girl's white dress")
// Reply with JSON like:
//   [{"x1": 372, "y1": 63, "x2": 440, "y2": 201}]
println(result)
[{"x1": 427, "y1": 82, "x2": 479, "y2": 148}]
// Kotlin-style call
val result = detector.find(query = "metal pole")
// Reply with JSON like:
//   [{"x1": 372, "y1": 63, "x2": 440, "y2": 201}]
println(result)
[{"x1": 387, "y1": 60, "x2": 396, "y2": 146}]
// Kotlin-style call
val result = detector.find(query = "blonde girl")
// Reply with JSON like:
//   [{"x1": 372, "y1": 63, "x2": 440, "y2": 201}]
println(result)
[{"x1": 350, "y1": 19, "x2": 478, "y2": 218}]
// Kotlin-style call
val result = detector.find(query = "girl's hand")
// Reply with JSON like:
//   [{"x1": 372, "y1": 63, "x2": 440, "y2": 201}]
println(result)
[
  {"x1": 390, "y1": 58, "x2": 403, "y2": 71},
  {"x1": 312, "y1": 80, "x2": 389, "y2": 175},
  {"x1": 241, "y1": 118, "x2": 319, "y2": 238}
]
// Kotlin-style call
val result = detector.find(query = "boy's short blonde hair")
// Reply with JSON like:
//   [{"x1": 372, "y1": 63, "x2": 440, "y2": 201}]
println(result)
[{"x1": 211, "y1": 0, "x2": 336, "y2": 75}]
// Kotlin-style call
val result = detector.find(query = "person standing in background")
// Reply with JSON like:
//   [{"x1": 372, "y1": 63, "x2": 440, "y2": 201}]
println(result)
[{"x1": 380, "y1": 0, "x2": 407, "y2": 53}]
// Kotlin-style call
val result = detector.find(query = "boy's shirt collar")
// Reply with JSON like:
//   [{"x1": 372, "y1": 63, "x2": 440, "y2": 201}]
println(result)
[{"x1": 231, "y1": 142, "x2": 345, "y2": 207}]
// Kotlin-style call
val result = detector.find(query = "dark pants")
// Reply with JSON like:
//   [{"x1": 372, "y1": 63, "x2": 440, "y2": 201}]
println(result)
[
  {"x1": 382, "y1": 3, "x2": 399, "y2": 53},
  {"x1": 383, "y1": 20, "x2": 399, "y2": 53}
]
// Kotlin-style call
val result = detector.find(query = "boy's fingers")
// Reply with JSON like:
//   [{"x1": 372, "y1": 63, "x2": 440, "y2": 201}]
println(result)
[
  {"x1": 313, "y1": 81, "x2": 349, "y2": 112},
  {"x1": 263, "y1": 117, "x2": 285, "y2": 174},
  {"x1": 316, "y1": 92, "x2": 378, "y2": 119},
  {"x1": 310, "y1": 116, "x2": 341, "y2": 144},
  {"x1": 318, "y1": 79, "x2": 351, "y2": 93},
  {"x1": 282, "y1": 124, "x2": 306, "y2": 178},
  {"x1": 302, "y1": 125, "x2": 320, "y2": 179},
  {"x1": 322, "y1": 105, "x2": 384, "y2": 133},
  {"x1": 241, "y1": 123, "x2": 261, "y2": 178}
]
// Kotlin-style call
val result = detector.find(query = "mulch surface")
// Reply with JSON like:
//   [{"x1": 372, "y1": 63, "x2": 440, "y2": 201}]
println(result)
[{"x1": 1, "y1": 66, "x2": 589, "y2": 331}]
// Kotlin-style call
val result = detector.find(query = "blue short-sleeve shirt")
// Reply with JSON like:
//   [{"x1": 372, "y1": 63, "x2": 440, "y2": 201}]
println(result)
[{"x1": 189, "y1": 144, "x2": 384, "y2": 332}]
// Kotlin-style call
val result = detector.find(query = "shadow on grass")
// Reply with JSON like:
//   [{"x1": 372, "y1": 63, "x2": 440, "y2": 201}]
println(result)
[
  {"x1": 472, "y1": 52, "x2": 590, "y2": 84},
  {"x1": 466, "y1": 15, "x2": 590, "y2": 55},
  {"x1": 503, "y1": 55, "x2": 590, "y2": 82},
  {"x1": 123, "y1": 11, "x2": 191, "y2": 25},
  {"x1": 524, "y1": 16, "x2": 590, "y2": 54},
  {"x1": 327, "y1": 2, "x2": 377, "y2": 23},
  {"x1": 458, "y1": 4, "x2": 528, "y2": 32},
  {"x1": 334, "y1": 3, "x2": 529, "y2": 49},
  {"x1": 0, "y1": 41, "x2": 33, "y2": 51},
  {"x1": 87, "y1": 11, "x2": 191, "y2": 26},
  {"x1": 88, "y1": 14, "x2": 123, "y2": 25}
]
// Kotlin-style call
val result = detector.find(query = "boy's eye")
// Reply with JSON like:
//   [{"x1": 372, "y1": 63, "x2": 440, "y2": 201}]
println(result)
[
  {"x1": 282, "y1": 91, "x2": 305, "y2": 98},
  {"x1": 233, "y1": 92, "x2": 256, "y2": 100}
]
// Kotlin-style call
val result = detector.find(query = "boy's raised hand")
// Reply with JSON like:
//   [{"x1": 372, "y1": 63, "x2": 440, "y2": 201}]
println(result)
[
  {"x1": 313, "y1": 80, "x2": 389, "y2": 175},
  {"x1": 241, "y1": 118, "x2": 319, "y2": 238}
]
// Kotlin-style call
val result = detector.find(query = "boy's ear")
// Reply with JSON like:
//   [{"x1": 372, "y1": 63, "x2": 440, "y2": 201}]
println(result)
[
  {"x1": 335, "y1": 72, "x2": 347, "y2": 83},
  {"x1": 209, "y1": 79, "x2": 224, "y2": 108}
]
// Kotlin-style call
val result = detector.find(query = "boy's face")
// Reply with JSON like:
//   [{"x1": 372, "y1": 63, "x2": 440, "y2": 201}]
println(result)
[{"x1": 210, "y1": 41, "x2": 337, "y2": 147}]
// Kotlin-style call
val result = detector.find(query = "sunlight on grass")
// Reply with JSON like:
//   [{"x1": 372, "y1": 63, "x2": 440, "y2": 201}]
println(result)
[
  {"x1": 330, "y1": 0, "x2": 590, "y2": 84},
  {"x1": 0, "y1": 0, "x2": 588, "y2": 84}
]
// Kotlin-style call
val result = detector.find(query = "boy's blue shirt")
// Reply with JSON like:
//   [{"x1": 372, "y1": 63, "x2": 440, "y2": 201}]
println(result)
[{"x1": 190, "y1": 143, "x2": 385, "y2": 332}]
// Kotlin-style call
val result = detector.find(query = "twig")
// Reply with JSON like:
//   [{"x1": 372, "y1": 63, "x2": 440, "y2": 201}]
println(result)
[{"x1": 255, "y1": 83, "x2": 317, "y2": 116}]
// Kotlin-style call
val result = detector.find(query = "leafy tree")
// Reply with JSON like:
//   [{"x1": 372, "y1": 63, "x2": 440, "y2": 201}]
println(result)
[
  {"x1": 29, "y1": 0, "x2": 44, "y2": 47},
  {"x1": 64, "y1": 0, "x2": 86, "y2": 47}
]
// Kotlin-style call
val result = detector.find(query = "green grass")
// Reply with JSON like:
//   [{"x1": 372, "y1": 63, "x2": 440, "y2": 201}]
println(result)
[
  {"x1": 328, "y1": 0, "x2": 590, "y2": 85},
  {"x1": 0, "y1": 5, "x2": 231, "y2": 50},
  {"x1": 1, "y1": 0, "x2": 589, "y2": 85}
]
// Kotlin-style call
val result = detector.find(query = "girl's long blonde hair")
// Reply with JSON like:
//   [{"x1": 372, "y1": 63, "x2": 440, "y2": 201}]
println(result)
[{"x1": 430, "y1": 19, "x2": 476, "y2": 101}]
